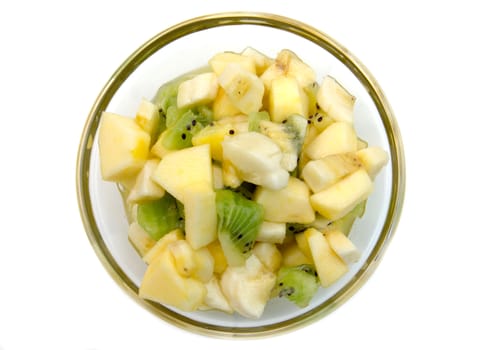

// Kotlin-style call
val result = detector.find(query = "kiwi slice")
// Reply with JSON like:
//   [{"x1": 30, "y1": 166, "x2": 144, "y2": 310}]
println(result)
[
  {"x1": 137, "y1": 193, "x2": 183, "y2": 241},
  {"x1": 248, "y1": 110, "x2": 270, "y2": 132},
  {"x1": 162, "y1": 109, "x2": 205, "y2": 150},
  {"x1": 272, "y1": 264, "x2": 319, "y2": 307},
  {"x1": 215, "y1": 189, "x2": 264, "y2": 266}
]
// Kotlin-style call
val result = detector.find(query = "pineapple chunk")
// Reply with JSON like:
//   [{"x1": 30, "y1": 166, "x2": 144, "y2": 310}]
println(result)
[
  {"x1": 212, "y1": 88, "x2": 241, "y2": 120},
  {"x1": 127, "y1": 222, "x2": 156, "y2": 257},
  {"x1": 139, "y1": 249, "x2": 206, "y2": 311},
  {"x1": 98, "y1": 112, "x2": 150, "y2": 182},
  {"x1": 325, "y1": 230, "x2": 361, "y2": 264},
  {"x1": 212, "y1": 163, "x2": 224, "y2": 190},
  {"x1": 142, "y1": 229, "x2": 183, "y2": 264},
  {"x1": 151, "y1": 144, "x2": 213, "y2": 203},
  {"x1": 192, "y1": 247, "x2": 215, "y2": 283},
  {"x1": 203, "y1": 277, "x2": 233, "y2": 313},
  {"x1": 209, "y1": 52, "x2": 257, "y2": 75},
  {"x1": 269, "y1": 76, "x2": 308, "y2": 122},
  {"x1": 135, "y1": 98, "x2": 160, "y2": 142},
  {"x1": 127, "y1": 159, "x2": 165, "y2": 203},
  {"x1": 254, "y1": 177, "x2": 315, "y2": 224},
  {"x1": 150, "y1": 130, "x2": 174, "y2": 159},
  {"x1": 252, "y1": 242, "x2": 282, "y2": 272},
  {"x1": 218, "y1": 64, "x2": 264, "y2": 115},
  {"x1": 305, "y1": 122, "x2": 358, "y2": 160},
  {"x1": 356, "y1": 146, "x2": 389, "y2": 179},
  {"x1": 294, "y1": 233, "x2": 313, "y2": 261},
  {"x1": 310, "y1": 168, "x2": 373, "y2": 220},
  {"x1": 304, "y1": 228, "x2": 347, "y2": 287},
  {"x1": 301, "y1": 153, "x2": 362, "y2": 193},
  {"x1": 207, "y1": 240, "x2": 228, "y2": 274},
  {"x1": 183, "y1": 182, "x2": 217, "y2": 249},
  {"x1": 280, "y1": 242, "x2": 312, "y2": 267},
  {"x1": 191, "y1": 123, "x2": 233, "y2": 161},
  {"x1": 317, "y1": 76, "x2": 356, "y2": 124},
  {"x1": 221, "y1": 158, "x2": 243, "y2": 188},
  {"x1": 169, "y1": 240, "x2": 197, "y2": 277},
  {"x1": 177, "y1": 72, "x2": 219, "y2": 109}
]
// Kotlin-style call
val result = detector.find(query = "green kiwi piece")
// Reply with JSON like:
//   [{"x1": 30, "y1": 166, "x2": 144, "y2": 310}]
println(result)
[
  {"x1": 215, "y1": 189, "x2": 264, "y2": 266},
  {"x1": 136, "y1": 193, "x2": 181, "y2": 241},
  {"x1": 162, "y1": 109, "x2": 204, "y2": 150},
  {"x1": 248, "y1": 110, "x2": 270, "y2": 132},
  {"x1": 327, "y1": 200, "x2": 366, "y2": 235},
  {"x1": 272, "y1": 264, "x2": 319, "y2": 307}
]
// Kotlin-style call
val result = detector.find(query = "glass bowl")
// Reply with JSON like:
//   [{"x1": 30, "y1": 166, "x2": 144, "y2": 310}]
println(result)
[{"x1": 76, "y1": 12, "x2": 405, "y2": 337}]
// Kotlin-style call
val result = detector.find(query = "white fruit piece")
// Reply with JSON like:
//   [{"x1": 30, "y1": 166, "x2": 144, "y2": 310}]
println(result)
[
  {"x1": 135, "y1": 98, "x2": 160, "y2": 142},
  {"x1": 356, "y1": 146, "x2": 389, "y2": 179},
  {"x1": 254, "y1": 177, "x2": 315, "y2": 224},
  {"x1": 203, "y1": 277, "x2": 233, "y2": 314},
  {"x1": 98, "y1": 112, "x2": 150, "y2": 182},
  {"x1": 209, "y1": 52, "x2": 257, "y2": 75},
  {"x1": 301, "y1": 153, "x2": 362, "y2": 193},
  {"x1": 127, "y1": 222, "x2": 156, "y2": 257},
  {"x1": 310, "y1": 168, "x2": 373, "y2": 220},
  {"x1": 222, "y1": 132, "x2": 289, "y2": 190},
  {"x1": 177, "y1": 72, "x2": 219, "y2": 109},
  {"x1": 192, "y1": 247, "x2": 215, "y2": 283},
  {"x1": 151, "y1": 144, "x2": 213, "y2": 203},
  {"x1": 325, "y1": 230, "x2": 361, "y2": 264},
  {"x1": 217, "y1": 63, "x2": 265, "y2": 115},
  {"x1": 241, "y1": 46, "x2": 274, "y2": 75},
  {"x1": 142, "y1": 229, "x2": 183, "y2": 264},
  {"x1": 127, "y1": 159, "x2": 165, "y2": 203},
  {"x1": 269, "y1": 76, "x2": 308, "y2": 122},
  {"x1": 183, "y1": 182, "x2": 217, "y2": 249},
  {"x1": 304, "y1": 228, "x2": 348, "y2": 288},
  {"x1": 256, "y1": 221, "x2": 286, "y2": 244},
  {"x1": 168, "y1": 240, "x2": 197, "y2": 277},
  {"x1": 220, "y1": 255, "x2": 276, "y2": 319},
  {"x1": 305, "y1": 122, "x2": 358, "y2": 160},
  {"x1": 252, "y1": 242, "x2": 282, "y2": 272},
  {"x1": 139, "y1": 249, "x2": 206, "y2": 312},
  {"x1": 317, "y1": 76, "x2": 356, "y2": 124}
]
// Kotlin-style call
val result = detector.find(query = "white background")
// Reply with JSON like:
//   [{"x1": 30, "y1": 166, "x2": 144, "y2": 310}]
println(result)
[{"x1": 1, "y1": 1, "x2": 482, "y2": 349}]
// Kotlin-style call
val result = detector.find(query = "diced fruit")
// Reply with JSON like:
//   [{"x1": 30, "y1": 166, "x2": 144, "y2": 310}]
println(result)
[
  {"x1": 220, "y1": 255, "x2": 276, "y2": 319},
  {"x1": 150, "y1": 130, "x2": 174, "y2": 159},
  {"x1": 127, "y1": 222, "x2": 156, "y2": 257},
  {"x1": 142, "y1": 229, "x2": 183, "y2": 264},
  {"x1": 259, "y1": 114, "x2": 307, "y2": 171},
  {"x1": 169, "y1": 240, "x2": 197, "y2": 277},
  {"x1": 98, "y1": 112, "x2": 150, "y2": 182},
  {"x1": 241, "y1": 46, "x2": 273, "y2": 75},
  {"x1": 305, "y1": 121, "x2": 358, "y2": 160},
  {"x1": 209, "y1": 52, "x2": 257, "y2": 75},
  {"x1": 325, "y1": 230, "x2": 361, "y2": 264},
  {"x1": 139, "y1": 249, "x2": 206, "y2": 311},
  {"x1": 135, "y1": 98, "x2": 161, "y2": 143},
  {"x1": 316, "y1": 76, "x2": 356, "y2": 124},
  {"x1": 151, "y1": 144, "x2": 213, "y2": 203},
  {"x1": 152, "y1": 71, "x2": 198, "y2": 114},
  {"x1": 217, "y1": 63, "x2": 264, "y2": 114},
  {"x1": 254, "y1": 177, "x2": 315, "y2": 224},
  {"x1": 304, "y1": 228, "x2": 348, "y2": 288},
  {"x1": 212, "y1": 88, "x2": 241, "y2": 120},
  {"x1": 207, "y1": 240, "x2": 228, "y2": 274},
  {"x1": 136, "y1": 194, "x2": 181, "y2": 241},
  {"x1": 328, "y1": 200, "x2": 366, "y2": 235},
  {"x1": 222, "y1": 132, "x2": 289, "y2": 190},
  {"x1": 294, "y1": 233, "x2": 313, "y2": 261},
  {"x1": 248, "y1": 110, "x2": 270, "y2": 132},
  {"x1": 301, "y1": 153, "x2": 362, "y2": 193},
  {"x1": 272, "y1": 264, "x2": 319, "y2": 307},
  {"x1": 203, "y1": 277, "x2": 233, "y2": 313},
  {"x1": 280, "y1": 242, "x2": 312, "y2": 267},
  {"x1": 356, "y1": 146, "x2": 389, "y2": 179},
  {"x1": 311, "y1": 113, "x2": 335, "y2": 133},
  {"x1": 310, "y1": 168, "x2": 373, "y2": 220},
  {"x1": 127, "y1": 159, "x2": 165, "y2": 203},
  {"x1": 269, "y1": 76, "x2": 309, "y2": 122},
  {"x1": 192, "y1": 247, "x2": 215, "y2": 282},
  {"x1": 215, "y1": 189, "x2": 264, "y2": 266},
  {"x1": 256, "y1": 221, "x2": 286, "y2": 244},
  {"x1": 212, "y1": 164, "x2": 224, "y2": 190},
  {"x1": 161, "y1": 109, "x2": 205, "y2": 150},
  {"x1": 252, "y1": 242, "x2": 282, "y2": 272},
  {"x1": 183, "y1": 182, "x2": 217, "y2": 249},
  {"x1": 221, "y1": 159, "x2": 243, "y2": 188},
  {"x1": 177, "y1": 72, "x2": 219, "y2": 109}
]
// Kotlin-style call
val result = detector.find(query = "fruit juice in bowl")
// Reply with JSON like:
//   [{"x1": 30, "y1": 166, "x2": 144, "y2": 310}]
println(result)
[{"x1": 77, "y1": 12, "x2": 404, "y2": 337}]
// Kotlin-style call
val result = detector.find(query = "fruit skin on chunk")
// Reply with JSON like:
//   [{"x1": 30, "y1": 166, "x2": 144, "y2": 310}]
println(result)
[
  {"x1": 98, "y1": 112, "x2": 150, "y2": 182},
  {"x1": 304, "y1": 228, "x2": 348, "y2": 288},
  {"x1": 127, "y1": 159, "x2": 165, "y2": 203},
  {"x1": 254, "y1": 177, "x2": 315, "y2": 224},
  {"x1": 355, "y1": 146, "x2": 389, "y2": 179},
  {"x1": 269, "y1": 76, "x2": 309, "y2": 122},
  {"x1": 305, "y1": 121, "x2": 358, "y2": 160},
  {"x1": 151, "y1": 144, "x2": 213, "y2": 203},
  {"x1": 183, "y1": 182, "x2": 217, "y2": 249},
  {"x1": 316, "y1": 76, "x2": 356, "y2": 124},
  {"x1": 139, "y1": 248, "x2": 206, "y2": 312},
  {"x1": 310, "y1": 168, "x2": 373, "y2": 221},
  {"x1": 177, "y1": 72, "x2": 219, "y2": 109}
]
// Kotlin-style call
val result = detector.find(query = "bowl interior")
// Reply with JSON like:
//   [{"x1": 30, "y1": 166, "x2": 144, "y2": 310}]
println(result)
[{"x1": 78, "y1": 13, "x2": 403, "y2": 336}]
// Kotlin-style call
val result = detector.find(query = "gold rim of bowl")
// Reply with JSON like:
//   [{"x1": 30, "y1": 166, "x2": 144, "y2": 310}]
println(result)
[{"x1": 76, "y1": 11, "x2": 406, "y2": 338}]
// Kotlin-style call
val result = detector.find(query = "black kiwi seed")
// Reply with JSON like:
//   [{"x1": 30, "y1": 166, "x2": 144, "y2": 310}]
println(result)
[
  {"x1": 237, "y1": 233, "x2": 243, "y2": 240},
  {"x1": 229, "y1": 129, "x2": 235, "y2": 135},
  {"x1": 186, "y1": 124, "x2": 191, "y2": 131},
  {"x1": 288, "y1": 225, "x2": 295, "y2": 231},
  {"x1": 181, "y1": 133, "x2": 186, "y2": 140},
  {"x1": 244, "y1": 242, "x2": 251, "y2": 248},
  {"x1": 316, "y1": 102, "x2": 320, "y2": 109},
  {"x1": 278, "y1": 287, "x2": 295, "y2": 298},
  {"x1": 317, "y1": 116, "x2": 323, "y2": 122},
  {"x1": 191, "y1": 119, "x2": 197, "y2": 126},
  {"x1": 282, "y1": 119, "x2": 287, "y2": 123}
]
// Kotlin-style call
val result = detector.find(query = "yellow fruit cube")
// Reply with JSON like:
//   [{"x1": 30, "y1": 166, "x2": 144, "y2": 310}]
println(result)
[
  {"x1": 269, "y1": 76, "x2": 308, "y2": 122},
  {"x1": 209, "y1": 52, "x2": 257, "y2": 75},
  {"x1": 142, "y1": 229, "x2": 183, "y2": 264},
  {"x1": 135, "y1": 98, "x2": 160, "y2": 143},
  {"x1": 212, "y1": 88, "x2": 241, "y2": 120},
  {"x1": 305, "y1": 122, "x2": 358, "y2": 160}
]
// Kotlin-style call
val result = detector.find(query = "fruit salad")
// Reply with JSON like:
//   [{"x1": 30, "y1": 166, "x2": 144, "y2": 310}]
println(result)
[{"x1": 98, "y1": 47, "x2": 389, "y2": 319}]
